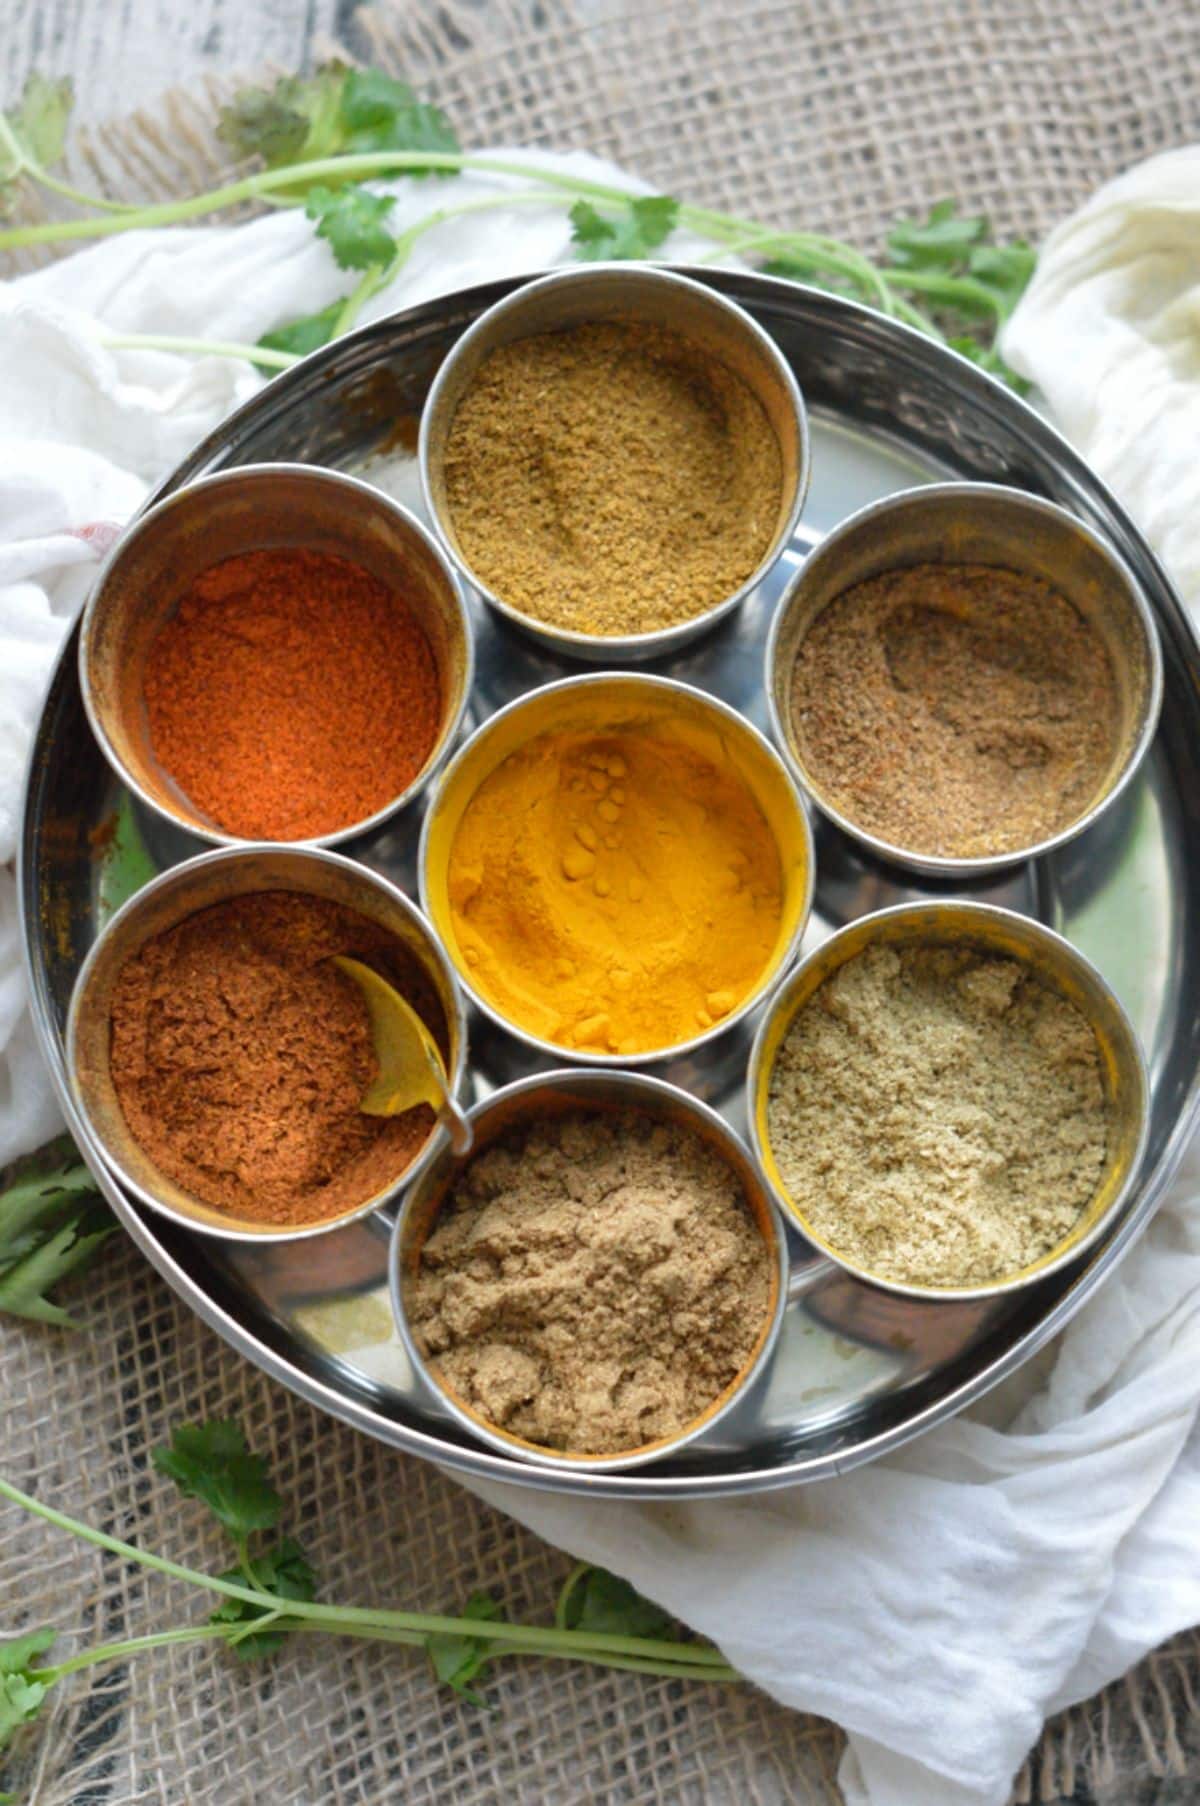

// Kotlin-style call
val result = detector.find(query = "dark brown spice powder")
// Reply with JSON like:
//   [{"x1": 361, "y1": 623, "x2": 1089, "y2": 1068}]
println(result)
[
  {"x1": 789, "y1": 562, "x2": 1120, "y2": 859},
  {"x1": 109, "y1": 892, "x2": 447, "y2": 1226}
]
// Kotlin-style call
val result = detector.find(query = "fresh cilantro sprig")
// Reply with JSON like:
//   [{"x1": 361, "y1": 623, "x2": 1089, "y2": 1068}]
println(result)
[
  {"x1": 0, "y1": 1420, "x2": 736, "y2": 1786},
  {"x1": 569, "y1": 196, "x2": 679, "y2": 261},
  {"x1": 0, "y1": 1147, "x2": 113, "y2": 1327},
  {"x1": 0, "y1": 65, "x2": 1036, "y2": 389}
]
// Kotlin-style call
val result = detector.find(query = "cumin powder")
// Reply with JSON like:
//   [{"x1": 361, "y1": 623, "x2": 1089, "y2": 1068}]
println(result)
[
  {"x1": 442, "y1": 321, "x2": 783, "y2": 638},
  {"x1": 789, "y1": 562, "x2": 1120, "y2": 859},
  {"x1": 406, "y1": 1109, "x2": 773, "y2": 1455},
  {"x1": 766, "y1": 943, "x2": 1110, "y2": 1289},
  {"x1": 110, "y1": 892, "x2": 446, "y2": 1225}
]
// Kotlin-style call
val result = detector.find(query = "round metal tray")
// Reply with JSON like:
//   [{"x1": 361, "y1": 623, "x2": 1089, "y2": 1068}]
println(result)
[{"x1": 19, "y1": 271, "x2": 1200, "y2": 1499}]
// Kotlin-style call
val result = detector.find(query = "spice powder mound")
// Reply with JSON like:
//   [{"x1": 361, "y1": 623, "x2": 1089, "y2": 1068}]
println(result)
[
  {"x1": 766, "y1": 943, "x2": 1110, "y2": 1289},
  {"x1": 142, "y1": 547, "x2": 442, "y2": 841},
  {"x1": 406, "y1": 1109, "x2": 773, "y2": 1456},
  {"x1": 442, "y1": 321, "x2": 784, "y2": 638},
  {"x1": 789, "y1": 563, "x2": 1120, "y2": 859},
  {"x1": 109, "y1": 892, "x2": 447, "y2": 1226},
  {"x1": 444, "y1": 723, "x2": 785, "y2": 1055}
]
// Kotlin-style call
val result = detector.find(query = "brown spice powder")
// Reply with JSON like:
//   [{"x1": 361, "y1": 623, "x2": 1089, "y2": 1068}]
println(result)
[
  {"x1": 766, "y1": 943, "x2": 1110, "y2": 1288},
  {"x1": 109, "y1": 892, "x2": 447, "y2": 1226},
  {"x1": 789, "y1": 563, "x2": 1120, "y2": 859},
  {"x1": 406, "y1": 1109, "x2": 773, "y2": 1455},
  {"x1": 442, "y1": 321, "x2": 783, "y2": 638}
]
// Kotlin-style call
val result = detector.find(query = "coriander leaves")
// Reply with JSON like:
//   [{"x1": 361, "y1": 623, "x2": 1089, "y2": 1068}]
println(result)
[
  {"x1": 0, "y1": 74, "x2": 72, "y2": 213},
  {"x1": 0, "y1": 1631, "x2": 55, "y2": 1748},
  {"x1": 556, "y1": 1564, "x2": 673, "y2": 1640},
  {"x1": 217, "y1": 65, "x2": 459, "y2": 174},
  {"x1": 151, "y1": 1421, "x2": 282, "y2": 1541},
  {"x1": 569, "y1": 196, "x2": 679, "y2": 261},
  {"x1": 426, "y1": 1592, "x2": 506, "y2": 1706},
  {"x1": 211, "y1": 1539, "x2": 317, "y2": 1661},
  {"x1": 0, "y1": 1152, "x2": 112, "y2": 1327},
  {"x1": 304, "y1": 183, "x2": 397, "y2": 271}
]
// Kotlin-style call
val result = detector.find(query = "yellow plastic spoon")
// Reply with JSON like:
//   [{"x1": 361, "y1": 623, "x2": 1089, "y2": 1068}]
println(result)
[{"x1": 332, "y1": 956, "x2": 472, "y2": 1154}]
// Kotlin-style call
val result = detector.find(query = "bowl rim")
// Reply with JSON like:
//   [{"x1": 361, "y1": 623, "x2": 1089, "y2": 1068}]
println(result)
[
  {"x1": 763, "y1": 479, "x2": 1165, "y2": 878},
  {"x1": 417, "y1": 667, "x2": 816, "y2": 1066},
  {"x1": 418, "y1": 260, "x2": 812, "y2": 660},
  {"x1": 388, "y1": 1065, "x2": 790, "y2": 1472},
  {"x1": 78, "y1": 460, "x2": 476, "y2": 851},
  {"x1": 65, "y1": 841, "x2": 471, "y2": 1244},
  {"x1": 746, "y1": 896, "x2": 1152, "y2": 1302}
]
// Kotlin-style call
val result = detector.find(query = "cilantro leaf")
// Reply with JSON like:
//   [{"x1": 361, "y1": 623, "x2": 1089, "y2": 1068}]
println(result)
[
  {"x1": 338, "y1": 70, "x2": 459, "y2": 166},
  {"x1": 0, "y1": 1628, "x2": 55, "y2": 1750},
  {"x1": 0, "y1": 1158, "x2": 102, "y2": 1270},
  {"x1": 886, "y1": 198, "x2": 986, "y2": 268},
  {"x1": 569, "y1": 196, "x2": 679, "y2": 262},
  {"x1": 426, "y1": 1591, "x2": 504, "y2": 1707},
  {"x1": 0, "y1": 1202, "x2": 114, "y2": 1328},
  {"x1": 967, "y1": 240, "x2": 1037, "y2": 314},
  {"x1": 210, "y1": 1538, "x2": 316, "y2": 1661},
  {"x1": 304, "y1": 183, "x2": 397, "y2": 272},
  {"x1": 557, "y1": 1566, "x2": 673, "y2": 1639},
  {"x1": 217, "y1": 64, "x2": 346, "y2": 168},
  {"x1": 257, "y1": 301, "x2": 344, "y2": 364},
  {"x1": 152, "y1": 1421, "x2": 281, "y2": 1539},
  {"x1": 0, "y1": 73, "x2": 73, "y2": 208},
  {"x1": 218, "y1": 65, "x2": 458, "y2": 177}
]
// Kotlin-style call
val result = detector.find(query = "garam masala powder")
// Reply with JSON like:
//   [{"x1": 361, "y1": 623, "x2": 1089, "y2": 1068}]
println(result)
[
  {"x1": 406, "y1": 1108, "x2": 773, "y2": 1456},
  {"x1": 143, "y1": 547, "x2": 442, "y2": 841},
  {"x1": 109, "y1": 891, "x2": 447, "y2": 1226}
]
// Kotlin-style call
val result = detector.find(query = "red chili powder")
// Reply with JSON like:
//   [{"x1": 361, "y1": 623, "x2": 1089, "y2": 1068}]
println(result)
[{"x1": 142, "y1": 547, "x2": 442, "y2": 841}]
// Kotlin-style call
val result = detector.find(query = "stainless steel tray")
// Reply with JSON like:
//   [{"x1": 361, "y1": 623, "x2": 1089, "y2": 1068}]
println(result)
[{"x1": 20, "y1": 271, "x2": 1200, "y2": 1499}]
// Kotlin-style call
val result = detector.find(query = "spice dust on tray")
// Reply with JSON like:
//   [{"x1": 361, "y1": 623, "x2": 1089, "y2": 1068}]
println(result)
[
  {"x1": 142, "y1": 548, "x2": 442, "y2": 841},
  {"x1": 789, "y1": 562, "x2": 1120, "y2": 859},
  {"x1": 406, "y1": 1108, "x2": 773, "y2": 1456},
  {"x1": 109, "y1": 892, "x2": 448, "y2": 1226}
]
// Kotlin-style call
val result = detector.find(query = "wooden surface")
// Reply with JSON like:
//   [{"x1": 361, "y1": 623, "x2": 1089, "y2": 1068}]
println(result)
[{"x1": 3, "y1": 0, "x2": 350, "y2": 118}]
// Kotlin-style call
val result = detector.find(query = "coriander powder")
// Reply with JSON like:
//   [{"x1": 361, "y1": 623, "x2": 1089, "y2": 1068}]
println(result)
[{"x1": 766, "y1": 943, "x2": 1110, "y2": 1289}]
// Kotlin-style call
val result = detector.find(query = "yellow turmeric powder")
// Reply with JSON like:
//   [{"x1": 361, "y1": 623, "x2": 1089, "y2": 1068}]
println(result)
[{"x1": 444, "y1": 724, "x2": 785, "y2": 1055}]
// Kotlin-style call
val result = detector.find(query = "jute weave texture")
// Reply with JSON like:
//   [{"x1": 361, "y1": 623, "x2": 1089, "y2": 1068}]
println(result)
[{"x1": 5, "y1": 3, "x2": 1200, "y2": 1800}]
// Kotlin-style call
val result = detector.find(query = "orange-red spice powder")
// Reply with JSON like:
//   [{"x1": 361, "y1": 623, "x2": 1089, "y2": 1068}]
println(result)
[{"x1": 143, "y1": 547, "x2": 442, "y2": 841}]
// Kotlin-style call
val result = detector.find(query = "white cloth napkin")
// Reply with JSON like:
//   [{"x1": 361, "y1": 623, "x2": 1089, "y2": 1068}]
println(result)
[{"x1": 3, "y1": 145, "x2": 1199, "y2": 1806}]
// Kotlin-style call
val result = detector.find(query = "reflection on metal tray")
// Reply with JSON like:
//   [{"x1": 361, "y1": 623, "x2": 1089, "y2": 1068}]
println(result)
[{"x1": 19, "y1": 271, "x2": 1200, "y2": 1499}]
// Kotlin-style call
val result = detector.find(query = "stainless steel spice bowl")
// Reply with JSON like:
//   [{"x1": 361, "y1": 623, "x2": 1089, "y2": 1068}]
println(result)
[
  {"x1": 66, "y1": 845, "x2": 470, "y2": 1243},
  {"x1": 747, "y1": 900, "x2": 1150, "y2": 1302},
  {"x1": 79, "y1": 463, "x2": 474, "y2": 849},
  {"x1": 765, "y1": 482, "x2": 1163, "y2": 877},
  {"x1": 419, "y1": 263, "x2": 811, "y2": 662},
  {"x1": 419, "y1": 671, "x2": 815, "y2": 1067},
  {"x1": 389, "y1": 1068, "x2": 789, "y2": 1473}
]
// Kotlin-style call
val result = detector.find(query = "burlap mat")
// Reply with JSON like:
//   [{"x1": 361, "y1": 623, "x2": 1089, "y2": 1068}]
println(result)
[{"x1": 5, "y1": 3, "x2": 1200, "y2": 1800}]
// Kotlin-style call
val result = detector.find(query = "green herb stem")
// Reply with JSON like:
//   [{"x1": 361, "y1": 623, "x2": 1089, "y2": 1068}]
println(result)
[
  {"x1": 0, "y1": 1474, "x2": 729, "y2": 1671},
  {"x1": 95, "y1": 331, "x2": 298, "y2": 369}
]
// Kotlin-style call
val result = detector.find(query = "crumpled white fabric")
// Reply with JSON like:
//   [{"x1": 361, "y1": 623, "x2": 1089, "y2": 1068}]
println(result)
[{"x1": 3, "y1": 144, "x2": 1200, "y2": 1806}]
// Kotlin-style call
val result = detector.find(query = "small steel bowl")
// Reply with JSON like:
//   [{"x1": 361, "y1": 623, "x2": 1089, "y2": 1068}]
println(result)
[
  {"x1": 419, "y1": 263, "x2": 810, "y2": 662},
  {"x1": 66, "y1": 844, "x2": 470, "y2": 1243},
  {"x1": 419, "y1": 671, "x2": 815, "y2": 1067},
  {"x1": 765, "y1": 482, "x2": 1163, "y2": 877},
  {"x1": 747, "y1": 899, "x2": 1150, "y2": 1302},
  {"x1": 389, "y1": 1068, "x2": 788, "y2": 1473},
  {"x1": 79, "y1": 463, "x2": 474, "y2": 849}
]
